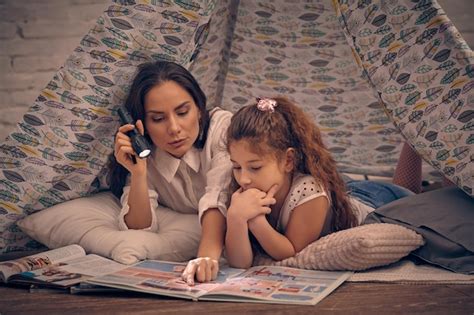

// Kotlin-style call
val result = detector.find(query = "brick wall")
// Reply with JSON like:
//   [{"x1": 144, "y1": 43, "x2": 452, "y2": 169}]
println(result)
[{"x1": 0, "y1": 0, "x2": 109, "y2": 139}]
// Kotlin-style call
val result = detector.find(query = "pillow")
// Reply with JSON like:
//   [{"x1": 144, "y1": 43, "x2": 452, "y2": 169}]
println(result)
[
  {"x1": 16, "y1": 192, "x2": 201, "y2": 265},
  {"x1": 364, "y1": 187, "x2": 474, "y2": 274},
  {"x1": 253, "y1": 223, "x2": 424, "y2": 271}
]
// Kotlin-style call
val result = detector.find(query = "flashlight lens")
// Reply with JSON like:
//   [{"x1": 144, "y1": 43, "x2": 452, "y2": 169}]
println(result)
[{"x1": 139, "y1": 149, "x2": 151, "y2": 158}]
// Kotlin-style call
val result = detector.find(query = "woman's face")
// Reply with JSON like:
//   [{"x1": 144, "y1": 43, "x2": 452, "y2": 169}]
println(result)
[{"x1": 144, "y1": 80, "x2": 200, "y2": 158}]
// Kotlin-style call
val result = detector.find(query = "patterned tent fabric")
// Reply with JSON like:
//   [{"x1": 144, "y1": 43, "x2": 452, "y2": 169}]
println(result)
[
  {"x1": 0, "y1": 0, "x2": 471, "y2": 253},
  {"x1": 210, "y1": 0, "x2": 409, "y2": 177},
  {"x1": 0, "y1": 0, "x2": 216, "y2": 253},
  {"x1": 334, "y1": 0, "x2": 473, "y2": 196},
  {"x1": 190, "y1": 0, "x2": 239, "y2": 108}
]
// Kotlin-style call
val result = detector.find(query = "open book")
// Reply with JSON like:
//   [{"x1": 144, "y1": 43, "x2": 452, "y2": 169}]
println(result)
[
  {"x1": 0, "y1": 244, "x2": 126, "y2": 289},
  {"x1": 87, "y1": 260, "x2": 352, "y2": 305}
]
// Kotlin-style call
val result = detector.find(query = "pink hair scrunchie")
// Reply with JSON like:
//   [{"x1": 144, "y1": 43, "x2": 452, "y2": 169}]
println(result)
[{"x1": 256, "y1": 98, "x2": 277, "y2": 113}]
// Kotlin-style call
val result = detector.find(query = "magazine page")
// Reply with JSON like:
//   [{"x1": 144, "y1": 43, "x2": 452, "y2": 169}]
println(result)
[
  {"x1": 9, "y1": 254, "x2": 127, "y2": 288},
  {"x1": 87, "y1": 260, "x2": 243, "y2": 300},
  {"x1": 70, "y1": 282, "x2": 125, "y2": 294},
  {"x1": 201, "y1": 266, "x2": 353, "y2": 305},
  {"x1": 0, "y1": 244, "x2": 86, "y2": 283}
]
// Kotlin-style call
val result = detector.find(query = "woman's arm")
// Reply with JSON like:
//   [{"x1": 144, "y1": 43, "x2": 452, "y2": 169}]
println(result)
[
  {"x1": 181, "y1": 208, "x2": 226, "y2": 285},
  {"x1": 115, "y1": 120, "x2": 154, "y2": 229},
  {"x1": 182, "y1": 110, "x2": 232, "y2": 283},
  {"x1": 249, "y1": 196, "x2": 329, "y2": 261},
  {"x1": 198, "y1": 208, "x2": 226, "y2": 260},
  {"x1": 124, "y1": 171, "x2": 153, "y2": 229}
]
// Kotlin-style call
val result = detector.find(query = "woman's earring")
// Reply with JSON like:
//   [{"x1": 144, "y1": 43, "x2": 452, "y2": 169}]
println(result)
[
  {"x1": 198, "y1": 127, "x2": 204, "y2": 142},
  {"x1": 197, "y1": 116, "x2": 204, "y2": 142}
]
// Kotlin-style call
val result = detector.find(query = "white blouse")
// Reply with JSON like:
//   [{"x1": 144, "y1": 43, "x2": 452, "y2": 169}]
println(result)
[{"x1": 118, "y1": 108, "x2": 233, "y2": 231}]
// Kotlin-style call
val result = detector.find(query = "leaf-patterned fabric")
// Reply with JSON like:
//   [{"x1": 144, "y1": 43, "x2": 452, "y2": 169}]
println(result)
[
  {"x1": 334, "y1": 0, "x2": 472, "y2": 195},
  {"x1": 0, "y1": 0, "x2": 471, "y2": 253},
  {"x1": 0, "y1": 0, "x2": 216, "y2": 252},
  {"x1": 193, "y1": 0, "x2": 472, "y2": 193},
  {"x1": 211, "y1": 0, "x2": 409, "y2": 177}
]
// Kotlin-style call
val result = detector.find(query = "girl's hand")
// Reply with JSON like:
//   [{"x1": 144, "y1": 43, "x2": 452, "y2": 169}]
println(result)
[
  {"x1": 181, "y1": 257, "x2": 219, "y2": 286},
  {"x1": 114, "y1": 119, "x2": 147, "y2": 175},
  {"x1": 227, "y1": 185, "x2": 278, "y2": 223}
]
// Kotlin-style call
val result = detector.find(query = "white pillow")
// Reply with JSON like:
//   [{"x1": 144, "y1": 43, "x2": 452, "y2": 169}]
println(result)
[
  {"x1": 253, "y1": 223, "x2": 424, "y2": 271},
  {"x1": 17, "y1": 192, "x2": 201, "y2": 265}
]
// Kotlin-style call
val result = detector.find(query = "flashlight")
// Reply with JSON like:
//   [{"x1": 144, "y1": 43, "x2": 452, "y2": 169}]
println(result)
[{"x1": 117, "y1": 107, "x2": 151, "y2": 159}]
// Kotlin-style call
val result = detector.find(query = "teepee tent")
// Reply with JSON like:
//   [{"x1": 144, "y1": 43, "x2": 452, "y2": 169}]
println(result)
[{"x1": 0, "y1": 0, "x2": 472, "y2": 253}]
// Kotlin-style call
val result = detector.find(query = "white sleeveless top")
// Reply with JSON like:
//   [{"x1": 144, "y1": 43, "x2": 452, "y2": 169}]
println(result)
[{"x1": 277, "y1": 173, "x2": 374, "y2": 236}]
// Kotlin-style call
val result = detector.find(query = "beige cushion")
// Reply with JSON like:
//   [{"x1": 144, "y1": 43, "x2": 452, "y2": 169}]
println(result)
[
  {"x1": 254, "y1": 223, "x2": 424, "y2": 271},
  {"x1": 16, "y1": 192, "x2": 201, "y2": 265}
]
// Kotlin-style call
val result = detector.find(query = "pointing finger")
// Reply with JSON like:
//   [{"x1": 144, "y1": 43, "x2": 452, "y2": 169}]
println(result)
[{"x1": 182, "y1": 261, "x2": 198, "y2": 286}]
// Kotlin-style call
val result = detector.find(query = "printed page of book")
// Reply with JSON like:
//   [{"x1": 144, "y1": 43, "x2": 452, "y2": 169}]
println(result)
[
  {"x1": 0, "y1": 244, "x2": 86, "y2": 283},
  {"x1": 200, "y1": 266, "x2": 353, "y2": 305},
  {"x1": 10, "y1": 254, "x2": 127, "y2": 288},
  {"x1": 87, "y1": 260, "x2": 243, "y2": 300}
]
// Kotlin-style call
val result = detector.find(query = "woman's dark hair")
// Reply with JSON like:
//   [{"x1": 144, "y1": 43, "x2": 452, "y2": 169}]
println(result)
[{"x1": 108, "y1": 61, "x2": 209, "y2": 198}]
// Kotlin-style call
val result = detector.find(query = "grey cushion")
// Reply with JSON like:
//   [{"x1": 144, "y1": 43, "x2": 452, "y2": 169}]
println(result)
[{"x1": 364, "y1": 187, "x2": 474, "y2": 274}]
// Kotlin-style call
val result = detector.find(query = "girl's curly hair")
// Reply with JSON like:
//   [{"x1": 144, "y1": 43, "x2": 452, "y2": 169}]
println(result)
[{"x1": 226, "y1": 96, "x2": 358, "y2": 232}]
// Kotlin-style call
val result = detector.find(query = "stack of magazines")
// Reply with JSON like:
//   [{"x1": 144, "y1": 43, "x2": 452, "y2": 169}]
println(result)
[{"x1": 0, "y1": 244, "x2": 352, "y2": 305}]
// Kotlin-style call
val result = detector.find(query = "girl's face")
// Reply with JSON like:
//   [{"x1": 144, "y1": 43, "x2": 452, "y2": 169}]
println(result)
[
  {"x1": 229, "y1": 140, "x2": 294, "y2": 197},
  {"x1": 144, "y1": 80, "x2": 200, "y2": 158}
]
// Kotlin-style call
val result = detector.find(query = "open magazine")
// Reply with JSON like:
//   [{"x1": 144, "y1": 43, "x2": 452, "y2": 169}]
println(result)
[
  {"x1": 87, "y1": 260, "x2": 352, "y2": 305},
  {"x1": 0, "y1": 244, "x2": 126, "y2": 289}
]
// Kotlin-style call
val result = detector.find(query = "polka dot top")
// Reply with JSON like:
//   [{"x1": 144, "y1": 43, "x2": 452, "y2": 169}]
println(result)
[{"x1": 277, "y1": 173, "x2": 330, "y2": 233}]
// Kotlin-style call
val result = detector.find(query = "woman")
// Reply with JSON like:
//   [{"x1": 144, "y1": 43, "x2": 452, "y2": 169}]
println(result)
[{"x1": 109, "y1": 61, "x2": 233, "y2": 285}]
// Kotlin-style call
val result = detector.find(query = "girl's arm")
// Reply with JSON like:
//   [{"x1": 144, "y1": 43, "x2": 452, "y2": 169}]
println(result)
[
  {"x1": 224, "y1": 187, "x2": 277, "y2": 268},
  {"x1": 225, "y1": 208, "x2": 254, "y2": 269},
  {"x1": 249, "y1": 196, "x2": 329, "y2": 261}
]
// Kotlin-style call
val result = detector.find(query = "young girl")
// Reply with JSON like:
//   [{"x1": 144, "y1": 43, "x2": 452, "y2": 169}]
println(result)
[
  {"x1": 110, "y1": 61, "x2": 233, "y2": 285},
  {"x1": 224, "y1": 97, "x2": 413, "y2": 268}
]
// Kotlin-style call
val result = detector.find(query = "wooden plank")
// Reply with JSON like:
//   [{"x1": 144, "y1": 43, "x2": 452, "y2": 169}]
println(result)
[{"x1": 1, "y1": 283, "x2": 473, "y2": 314}]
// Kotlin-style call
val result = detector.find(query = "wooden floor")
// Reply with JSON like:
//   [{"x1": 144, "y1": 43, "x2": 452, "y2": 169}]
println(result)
[{"x1": 1, "y1": 282, "x2": 473, "y2": 314}]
